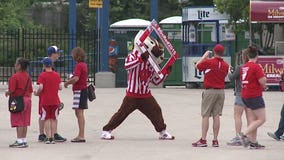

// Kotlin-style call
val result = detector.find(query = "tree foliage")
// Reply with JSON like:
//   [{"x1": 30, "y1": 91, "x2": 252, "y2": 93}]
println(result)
[{"x1": 213, "y1": 0, "x2": 250, "y2": 33}]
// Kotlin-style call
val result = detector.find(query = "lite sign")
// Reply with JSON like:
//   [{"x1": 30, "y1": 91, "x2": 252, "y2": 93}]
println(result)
[
  {"x1": 250, "y1": 1, "x2": 284, "y2": 22},
  {"x1": 182, "y1": 7, "x2": 229, "y2": 22}
]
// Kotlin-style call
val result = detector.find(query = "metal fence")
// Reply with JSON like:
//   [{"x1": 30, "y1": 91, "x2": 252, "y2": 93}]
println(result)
[{"x1": 0, "y1": 29, "x2": 97, "y2": 83}]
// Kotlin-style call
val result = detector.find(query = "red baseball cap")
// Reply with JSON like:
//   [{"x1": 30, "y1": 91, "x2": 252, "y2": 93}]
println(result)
[{"x1": 213, "y1": 44, "x2": 225, "y2": 53}]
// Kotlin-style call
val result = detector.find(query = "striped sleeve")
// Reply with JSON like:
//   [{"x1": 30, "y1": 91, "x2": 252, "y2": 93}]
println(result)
[{"x1": 125, "y1": 50, "x2": 143, "y2": 70}]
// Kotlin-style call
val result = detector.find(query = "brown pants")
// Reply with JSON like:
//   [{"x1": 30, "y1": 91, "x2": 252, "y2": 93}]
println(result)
[{"x1": 103, "y1": 96, "x2": 167, "y2": 132}]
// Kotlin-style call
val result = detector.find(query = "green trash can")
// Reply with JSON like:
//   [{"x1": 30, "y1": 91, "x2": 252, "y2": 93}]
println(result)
[{"x1": 160, "y1": 16, "x2": 184, "y2": 86}]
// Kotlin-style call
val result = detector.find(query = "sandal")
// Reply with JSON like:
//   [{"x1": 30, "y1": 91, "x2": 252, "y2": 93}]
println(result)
[{"x1": 71, "y1": 138, "x2": 86, "y2": 143}]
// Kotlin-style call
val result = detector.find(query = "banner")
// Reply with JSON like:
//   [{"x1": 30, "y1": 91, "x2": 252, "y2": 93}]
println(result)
[
  {"x1": 250, "y1": 1, "x2": 284, "y2": 22},
  {"x1": 257, "y1": 56, "x2": 284, "y2": 85}
]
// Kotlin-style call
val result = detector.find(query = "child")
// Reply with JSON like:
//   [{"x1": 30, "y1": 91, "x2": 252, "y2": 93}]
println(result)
[
  {"x1": 34, "y1": 57, "x2": 62, "y2": 144},
  {"x1": 38, "y1": 46, "x2": 66, "y2": 142},
  {"x1": 5, "y1": 58, "x2": 33, "y2": 148},
  {"x1": 64, "y1": 47, "x2": 88, "y2": 143}
]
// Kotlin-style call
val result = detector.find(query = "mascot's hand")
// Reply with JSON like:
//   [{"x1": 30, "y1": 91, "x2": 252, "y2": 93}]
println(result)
[
  {"x1": 141, "y1": 51, "x2": 149, "y2": 62},
  {"x1": 166, "y1": 65, "x2": 172, "y2": 74}
]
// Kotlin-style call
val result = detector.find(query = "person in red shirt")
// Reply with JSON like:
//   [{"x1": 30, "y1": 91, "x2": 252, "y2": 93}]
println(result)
[
  {"x1": 239, "y1": 45, "x2": 266, "y2": 149},
  {"x1": 192, "y1": 44, "x2": 229, "y2": 147},
  {"x1": 38, "y1": 45, "x2": 66, "y2": 143},
  {"x1": 100, "y1": 34, "x2": 174, "y2": 140},
  {"x1": 5, "y1": 58, "x2": 33, "y2": 148},
  {"x1": 34, "y1": 57, "x2": 62, "y2": 144},
  {"x1": 64, "y1": 47, "x2": 88, "y2": 143}
]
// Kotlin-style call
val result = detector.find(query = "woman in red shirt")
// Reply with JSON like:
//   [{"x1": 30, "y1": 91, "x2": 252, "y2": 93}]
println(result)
[
  {"x1": 64, "y1": 47, "x2": 88, "y2": 143},
  {"x1": 239, "y1": 45, "x2": 266, "y2": 149},
  {"x1": 5, "y1": 58, "x2": 33, "y2": 148}
]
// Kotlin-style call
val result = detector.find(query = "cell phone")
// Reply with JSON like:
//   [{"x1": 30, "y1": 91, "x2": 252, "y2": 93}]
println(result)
[{"x1": 208, "y1": 51, "x2": 213, "y2": 58}]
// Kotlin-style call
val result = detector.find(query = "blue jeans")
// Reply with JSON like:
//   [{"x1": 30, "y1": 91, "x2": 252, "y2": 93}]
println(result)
[{"x1": 275, "y1": 104, "x2": 284, "y2": 138}]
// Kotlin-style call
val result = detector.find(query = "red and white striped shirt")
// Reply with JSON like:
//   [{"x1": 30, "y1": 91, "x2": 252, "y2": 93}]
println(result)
[{"x1": 125, "y1": 50, "x2": 166, "y2": 98}]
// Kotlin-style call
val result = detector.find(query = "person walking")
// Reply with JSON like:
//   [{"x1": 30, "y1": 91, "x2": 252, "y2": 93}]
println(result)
[
  {"x1": 64, "y1": 47, "x2": 88, "y2": 143},
  {"x1": 267, "y1": 104, "x2": 284, "y2": 140},
  {"x1": 239, "y1": 45, "x2": 267, "y2": 149},
  {"x1": 227, "y1": 49, "x2": 249, "y2": 146},
  {"x1": 34, "y1": 57, "x2": 62, "y2": 144},
  {"x1": 5, "y1": 58, "x2": 33, "y2": 148},
  {"x1": 37, "y1": 46, "x2": 66, "y2": 142},
  {"x1": 192, "y1": 44, "x2": 229, "y2": 147}
]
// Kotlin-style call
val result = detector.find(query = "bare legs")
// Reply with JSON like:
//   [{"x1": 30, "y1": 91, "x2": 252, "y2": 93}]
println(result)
[
  {"x1": 244, "y1": 107, "x2": 266, "y2": 142},
  {"x1": 75, "y1": 109, "x2": 85, "y2": 139},
  {"x1": 201, "y1": 115, "x2": 220, "y2": 140},
  {"x1": 234, "y1": 105, "x2": 246, "y2": 135}
]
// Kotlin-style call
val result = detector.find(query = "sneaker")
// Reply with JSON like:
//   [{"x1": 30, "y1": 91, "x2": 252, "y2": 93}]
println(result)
[
  {"x1": 249, "y1": 142, "x2": 265, "y2": 149},
  {"x1": 267, "y1": 132, "x2": 280, "y2": 141},
  {"x1": 238, "y1": 132, "x2": 251, "y2": 147},
  {"x1": 101, "y1": 131, "x2": 114, "y2": 140},
  {"x1": 212, "y1": 140, "x2": 219, "y2": 147},
  {"x1": 280, "y1": 135, "x2": 284, "y2": 140},
  {"x1": 227, "y1": 137, "x2": 242, "y2": 146},
  {"x1": 38, "y1": 134, "x2": 46, "y2": 142},
  {"x1": 54, "y1": 133, "x2": 67, "y2": 142},
  {"x1": 44, "y1": 138, "x2": 50, "y2": 144},
  {"x1": 159, "y1": 130, "x2": 175, "y2": 140},
  {"x1": 192, "y1": 138, "x2": 207, "y2": 147},
  {"x1": 9, "y1": 141, "x2": 27, "y2": 148},
  {"x1": 49, "y1": 138, "x2": 55, "y2": 144}
]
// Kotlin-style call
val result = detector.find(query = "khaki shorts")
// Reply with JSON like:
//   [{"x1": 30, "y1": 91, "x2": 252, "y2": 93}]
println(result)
[{"x1": 201, "y1": 89, "x2": 225, "y2": 117}]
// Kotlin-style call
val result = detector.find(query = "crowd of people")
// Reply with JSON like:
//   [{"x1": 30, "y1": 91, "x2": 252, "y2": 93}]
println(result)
[{"x1": 4, "y1": 43, "x2": 284, "y2": 150}]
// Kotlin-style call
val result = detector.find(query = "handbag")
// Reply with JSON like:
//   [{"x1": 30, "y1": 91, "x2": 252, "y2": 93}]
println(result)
[
  {"x1": 8, "y1": 78, "x2": 30, "y2": 113},
  {"x1": 87, "y1": 83, "x2": 96, "y2": 102}
]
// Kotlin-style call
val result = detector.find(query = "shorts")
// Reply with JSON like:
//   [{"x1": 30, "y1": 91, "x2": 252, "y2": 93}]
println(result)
[
  {"x1": 73, "y1": 89, "x2": 88, "y2": 109},
  {"x1": 201, "y1": 89, "x2": 225, "y2": 117},
  {"x1": 234, "y1": 95, "x2": 246, "y2": 107},
  {"x1": 10, "y1": 96, "x2": 32, "y2": 127},
  {"x1": 41, "y1": 105, "x2": 59, "y2": 120},
  {"x1": 242, "y1": 96, "x2": 265, "y2": 110}
]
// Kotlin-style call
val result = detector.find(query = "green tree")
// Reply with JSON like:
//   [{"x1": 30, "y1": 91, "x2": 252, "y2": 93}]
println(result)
[
  {"x1": 213, "y1": 0, "x2": 250, "y2": 32},
  {"x1": 0, "y1": 0, "x2": 40, "y2": 30}
]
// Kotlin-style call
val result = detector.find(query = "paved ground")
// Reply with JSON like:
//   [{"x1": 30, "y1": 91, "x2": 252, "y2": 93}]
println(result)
[{"x1": 0, "y1": 86, "x2": 283, "y2": 160}]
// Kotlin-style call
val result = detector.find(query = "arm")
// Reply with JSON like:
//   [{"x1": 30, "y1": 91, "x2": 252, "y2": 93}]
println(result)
[
  {"x1": 34, "y1": 84, "x2": 43, "y2": 96},
  {"x1": 151, "y1": 65, "x2": 172, "y2": 85},
  {"x1": 228, "y1": 65, "x2": 240, "y2": 81},
  {"x1": 196, "y1": 50, "x2": 210, "y2": 67},
  {"x1": 125, "y1": 50, "x2": 148, "y2": 70},
  {"x1": 258, "y1": 77, "x2": 267, "y2": 88},
  {"x1": 64, "y1": 76, "x2": 79, "y2": 88}
]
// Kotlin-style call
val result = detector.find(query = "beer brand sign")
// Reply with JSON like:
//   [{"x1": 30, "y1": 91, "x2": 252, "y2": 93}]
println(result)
[
  {"x1": 251, "y1": 1, "x2": 284, "y2": 22},
  {"x1": 257, "y1": 56, "x2": 284, "y2": 85}
]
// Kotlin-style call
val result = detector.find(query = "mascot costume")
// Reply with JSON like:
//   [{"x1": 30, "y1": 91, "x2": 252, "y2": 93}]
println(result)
[{"x1": 101, "y1": 29, "x2": 175, "y2": 140}]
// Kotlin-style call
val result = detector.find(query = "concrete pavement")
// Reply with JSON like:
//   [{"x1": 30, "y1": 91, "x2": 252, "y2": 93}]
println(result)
[{"x1": 0, "y1": 86, "x2": 283, "y2": 160}]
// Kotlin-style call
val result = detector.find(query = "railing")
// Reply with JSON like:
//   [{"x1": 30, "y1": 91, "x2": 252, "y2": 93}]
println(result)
[{"x1": 0, "y1": 29, "x2": 97, "y2": 83}]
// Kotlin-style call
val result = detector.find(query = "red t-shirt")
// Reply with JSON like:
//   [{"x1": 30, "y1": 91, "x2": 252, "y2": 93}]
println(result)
[
  {"x1": 197, "y1": 57, "x2": 229, "y2": 89},
  {"x1": 72, "y1": 62, "x2": 88, "y2": 91},
  {"x1": 8, "y1": 71, "x2": 33, "y2": 97},
  {"x1": 241, "y1": 61, "x2": 265, "y2": 98},
  {"x1": 37, "y1": 71, "x2": 61, "y2": 105}
]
